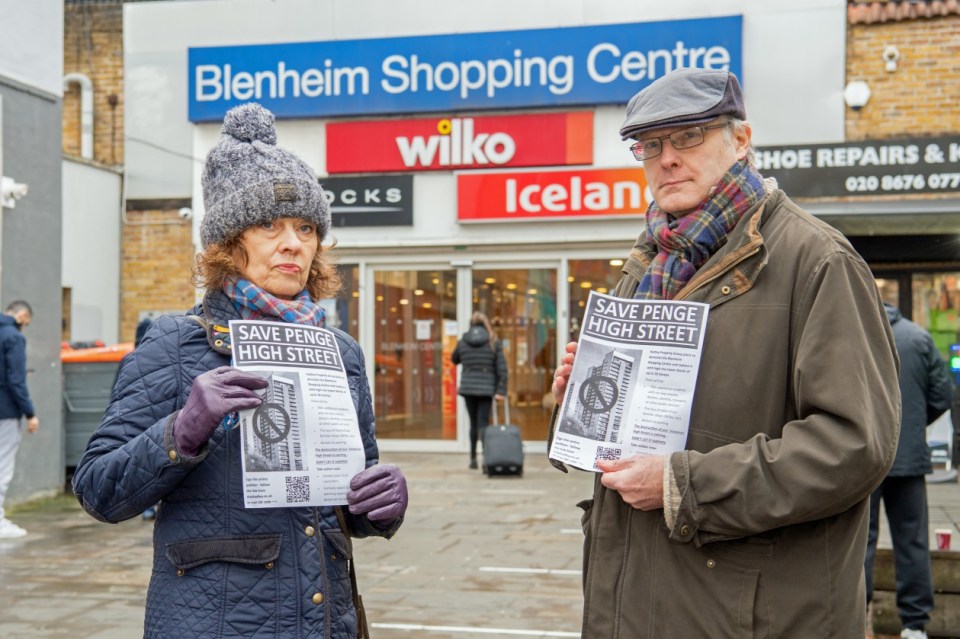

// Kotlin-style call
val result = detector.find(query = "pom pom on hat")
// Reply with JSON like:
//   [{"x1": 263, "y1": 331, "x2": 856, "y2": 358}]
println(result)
[
  {"x1": 200, "y1": 102, "x2": 330, "y2": 248},
  {"x1": 221, "y1": 103, "x2": 277, "y2": 145}
]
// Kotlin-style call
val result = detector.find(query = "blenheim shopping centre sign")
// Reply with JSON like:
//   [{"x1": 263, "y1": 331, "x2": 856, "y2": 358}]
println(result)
[
  {"x1": 187, "y1": 16, "x2": 742, "y2": 120},
  {"x1": 755, "y1": 136, "x2": 960, "y2": 197}
]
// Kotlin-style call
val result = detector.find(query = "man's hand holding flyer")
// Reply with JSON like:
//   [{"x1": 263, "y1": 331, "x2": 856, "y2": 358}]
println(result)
[
  {"x1": 549, "y1": 291, "x2": 709, "y2": 472},
  {"x1": 230, "y1": 320, "x2": 366, "y2": 508}
]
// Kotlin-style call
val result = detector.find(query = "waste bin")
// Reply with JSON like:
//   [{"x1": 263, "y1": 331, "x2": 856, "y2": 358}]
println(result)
[{"x1": 62, "y1": 343, "x2": 133, "y2": 467}]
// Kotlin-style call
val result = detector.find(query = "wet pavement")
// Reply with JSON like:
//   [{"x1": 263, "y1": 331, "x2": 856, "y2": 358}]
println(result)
[
  {"x1": 2, "y1": 452, "x2": 959, "y2": 638},
  {"x1": 0, "y1": 452, "x2": 594, "y2": 639}
]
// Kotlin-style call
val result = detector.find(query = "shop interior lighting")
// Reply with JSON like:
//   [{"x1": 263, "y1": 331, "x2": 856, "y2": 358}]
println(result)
[
  {"x1": 399, "y1": 299, "x2": 409, "y2": 305},
  {"x1": 567, "y1": 276, "x2": 576, "y2": 282},
  {"x1": 609, "y1": 259, "x2": 624, "y2": 266},
  {"x1": 414, "y1": 289, "x2": 424, "y2": 296},
  {"x1": 484, "y1": 277, "x2": 496, "y2": 284},
  {"x1": 506, "y1": 283, "x2": 518, "y2": 290},
  {"x1": 580, "y1": 281, "x2": 593, "y2": 288},
  {"x1": 527, "y1": 288, "x2": 538, "y2": 295}
]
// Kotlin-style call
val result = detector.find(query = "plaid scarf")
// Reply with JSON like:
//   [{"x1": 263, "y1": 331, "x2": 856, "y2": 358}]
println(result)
[
  {"x1": 635, "y1": 159, "x2": 766, "y2": 300},
  {"x1": 223, "y1": 276, "x2": 326, "y2": 327}
]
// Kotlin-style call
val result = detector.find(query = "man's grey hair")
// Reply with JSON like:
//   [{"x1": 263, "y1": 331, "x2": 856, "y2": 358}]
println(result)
[
  {"x1": 5, "y1": 300, "x2": 32, "y2": 316},
  {"x1": 721, "y1": 117, "x2": 755, "y2": 164}
]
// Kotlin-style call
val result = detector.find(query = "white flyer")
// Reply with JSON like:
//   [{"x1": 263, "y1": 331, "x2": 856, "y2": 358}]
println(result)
[
  {"x1": 549, "y1": 291, "x2": 710, "y2": 472},
  {"x1": 230, "y1": 320, "x2": 366, "y2": 508}
]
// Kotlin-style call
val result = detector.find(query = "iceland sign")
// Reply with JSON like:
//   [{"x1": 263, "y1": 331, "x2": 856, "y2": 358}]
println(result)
[{"x1": 188, "y1": 16, "x2": 742, "y2": 122}]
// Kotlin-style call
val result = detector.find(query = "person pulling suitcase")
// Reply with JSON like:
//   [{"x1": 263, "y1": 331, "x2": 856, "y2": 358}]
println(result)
[{"x1": 451, "y1": 312, "x2": 508, "y2": 469}]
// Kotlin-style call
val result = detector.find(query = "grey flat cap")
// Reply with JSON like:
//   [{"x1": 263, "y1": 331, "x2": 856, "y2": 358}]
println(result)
[
  {"x1": 620, "y1": 68, "x2": 745, "y2": 140},
  {"x1": 200, "y1": 103, "x2": 330, "y2": 248}
]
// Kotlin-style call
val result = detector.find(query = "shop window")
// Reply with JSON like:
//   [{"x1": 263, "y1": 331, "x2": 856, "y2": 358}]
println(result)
[
  {"x1": 320, "y1": 264, "x2": 359, "y2": 340},
  {"x1": 567, "y1": 259, "x2": 624, "y2": 341},
  {"x1": 912, "y1": 272, "x2": 960, "y2": 360},
  {"x1": 374, "y1": 269, "x2": 457, "y2": 440},
  {"x1": 472, "y1": 268, "x2": 557, "y2": 441}
]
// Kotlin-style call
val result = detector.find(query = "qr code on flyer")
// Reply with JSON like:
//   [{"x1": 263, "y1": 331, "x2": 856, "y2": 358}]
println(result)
[
  {"x1": 285, "y1": 475, "x2": 310, "y2": 503},
  {"x1": 593, "y1": 446, "x2": 622, "y2": 469}
]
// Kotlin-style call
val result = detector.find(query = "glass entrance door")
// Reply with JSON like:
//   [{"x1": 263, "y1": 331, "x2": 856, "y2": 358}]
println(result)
[
  {"x1": 373, "y1": 269, "x2": 458, "y2": 440},
  {"x1": 471, "y1": 267, "x2": 557, "y2": 441}
]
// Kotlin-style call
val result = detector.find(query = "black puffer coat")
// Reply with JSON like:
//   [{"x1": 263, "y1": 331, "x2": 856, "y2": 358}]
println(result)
[
  {"x1": 451, "y1": 325, "x2": 507, "y2": 397},
  {"x1": 886, "y1": 303, "x2": 954, "y2": 476}
]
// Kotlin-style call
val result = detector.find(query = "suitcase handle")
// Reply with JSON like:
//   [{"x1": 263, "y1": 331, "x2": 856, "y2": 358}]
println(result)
[{"x1": 492, "y1": 396, "x2": 511, "y2": 426}]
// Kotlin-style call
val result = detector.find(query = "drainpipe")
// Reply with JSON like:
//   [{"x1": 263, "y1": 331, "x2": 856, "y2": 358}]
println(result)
[{"x1": 63, "y1": 73, "x2": 94, "y2": 160}]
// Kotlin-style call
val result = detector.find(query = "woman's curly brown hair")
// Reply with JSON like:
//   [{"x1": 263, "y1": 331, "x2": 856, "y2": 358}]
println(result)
[{"x1": 193, "y1": 234, "x2": 341, "y2": 300}]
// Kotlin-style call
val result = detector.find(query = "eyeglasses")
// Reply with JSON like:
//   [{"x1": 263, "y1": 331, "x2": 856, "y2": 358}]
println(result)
[{"x1": 629, "y1": 122, "x2": 732, "y2": 162}]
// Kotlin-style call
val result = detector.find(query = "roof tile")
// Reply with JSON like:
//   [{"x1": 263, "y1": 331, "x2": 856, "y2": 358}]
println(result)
[{"x1": 849, "y1": 0, "x2": 960, "y2": 22}]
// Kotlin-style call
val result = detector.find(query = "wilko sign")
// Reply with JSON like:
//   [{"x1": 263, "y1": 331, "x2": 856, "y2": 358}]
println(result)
[
  {"x1": 458, "y1": 168, "x2": 649, "y2": 222},
  {"x1": 327, "y1": 112, "x2": 592, "y2": 174}
]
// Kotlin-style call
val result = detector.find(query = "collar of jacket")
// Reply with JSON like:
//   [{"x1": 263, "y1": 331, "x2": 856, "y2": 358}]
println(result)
[
  {"x1": 191, "y1": 290, "x2": 242, "y2": 356},
  {"x1": 621, "y1": 188, "x2": 781, "y2": 305}
]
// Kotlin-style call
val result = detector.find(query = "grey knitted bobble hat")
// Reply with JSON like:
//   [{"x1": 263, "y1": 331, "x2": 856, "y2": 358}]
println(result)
[{"x1": 200, "y1": 102, "x2": 330, "y2": 248}]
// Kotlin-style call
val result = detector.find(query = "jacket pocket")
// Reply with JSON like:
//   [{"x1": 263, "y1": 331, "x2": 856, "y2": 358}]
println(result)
[
  {"x1": 738, "y1": 569, "x2": 767, "y2": 638},
  {"x1": 165, "y1": 534, "x2": 282, "y2": 572},
  {"x1": 323, "y1": 526, "x2": 353, "y2": 560},
  {"x1": 708, "y1": 530, "x2": 781, "y2": 557}
]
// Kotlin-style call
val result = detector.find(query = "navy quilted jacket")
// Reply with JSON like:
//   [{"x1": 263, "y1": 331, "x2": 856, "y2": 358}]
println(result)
[
  {"x1": 72, "y1": 291, "x2": 398, "y2": 638},
  {"x1": 0, "y1": 314, "x2": 34, "y2": 419}
]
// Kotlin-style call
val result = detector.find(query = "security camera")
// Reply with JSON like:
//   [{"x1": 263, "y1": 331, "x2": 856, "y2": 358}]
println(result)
[
  {"x1": 882, "y1": 45, "x2": 901, "y2": 72},
  {"x1": 0, "y1": 176, "x2": 28, "y2": 209},
  {"x1": 178, "y1": 207, "x2": 193, "y2": 221}
]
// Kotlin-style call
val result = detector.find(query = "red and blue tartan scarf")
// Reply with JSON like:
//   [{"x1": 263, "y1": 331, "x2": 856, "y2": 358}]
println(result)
[
  {"x1": 223, "y1": 276, "x2": 326, "y2": 327},
  {"x1": 635, "y1": 159, "x2": 766, "y2": 300}
]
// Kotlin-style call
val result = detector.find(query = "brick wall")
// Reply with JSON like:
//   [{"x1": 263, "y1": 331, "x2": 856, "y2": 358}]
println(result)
[
  {"x1": 64, "y1": 4, "x2": 198, "y2": 342},
  {"x1": 63, "y1": 3, "x2": 124, "y2": 165},
  {"x1": 120, "y1": 204, "x2": 196, "y2": 342},
  {"x1": 846, "y1": 15, "x2": 960, "y2": 139}
]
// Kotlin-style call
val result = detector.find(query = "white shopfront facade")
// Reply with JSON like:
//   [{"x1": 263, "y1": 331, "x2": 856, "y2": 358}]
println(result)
[{"x1": 124, "y1": 0, "x2": 847, "y2": 452}]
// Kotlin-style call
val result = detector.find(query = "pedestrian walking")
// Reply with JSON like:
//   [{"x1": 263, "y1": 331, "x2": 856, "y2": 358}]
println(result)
[
  {"x1": 0, "y1": 301, "x2": 38, "y2": 539},
  {"x1": 865, "y1": 302, "x2": 954, "y2": 639},
  {"x1": 72, "y1": 103, "x2": 407, "y2": 638},
  {"x1": 452, "y1": 311, "x2": 508, "y2": 469},
  {"x1": 550, "y1": 67, "x2": 901, "y2": 637}
]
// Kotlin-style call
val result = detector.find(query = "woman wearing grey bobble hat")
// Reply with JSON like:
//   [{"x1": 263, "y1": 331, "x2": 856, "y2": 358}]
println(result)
[{"x1": 72, "y1": 103, "x2": 405, "y2": 638}]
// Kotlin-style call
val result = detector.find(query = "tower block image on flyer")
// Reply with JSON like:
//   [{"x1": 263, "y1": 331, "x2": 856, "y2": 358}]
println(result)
[
  {"x1": 577, "y1": 350, "x2": 634, "y2": 443},
  {"x1": 244, "y1": 374, "x2": 305, "y2": 472}
]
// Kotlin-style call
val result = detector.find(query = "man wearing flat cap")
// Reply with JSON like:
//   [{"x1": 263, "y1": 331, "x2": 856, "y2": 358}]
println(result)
[{"x1": 551, "y1": 67, "x2": 901, "y2": 638}]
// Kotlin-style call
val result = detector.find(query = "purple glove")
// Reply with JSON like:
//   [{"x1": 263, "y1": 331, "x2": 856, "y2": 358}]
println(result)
[
  {"x1": 347, "y1": 464, "x2": 408, "y2": 525},
  {"x1": 173, "y1": 366, "x2": 268, "y2": 457}
]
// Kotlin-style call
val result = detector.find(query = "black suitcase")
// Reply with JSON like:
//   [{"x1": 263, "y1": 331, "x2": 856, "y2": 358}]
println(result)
[{"x1": 482, "y1": 399, "x2": 523, "y2": 476}]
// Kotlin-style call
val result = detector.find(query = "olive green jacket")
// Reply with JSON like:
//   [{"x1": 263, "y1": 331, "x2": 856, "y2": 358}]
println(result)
[{"x1": 563, "y1": 188, "x2": 900, "y2": 638}]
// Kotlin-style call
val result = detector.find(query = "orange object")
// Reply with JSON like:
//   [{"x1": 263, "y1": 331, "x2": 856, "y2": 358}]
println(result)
[{"x1": 61, "y1": 342, "x2": 134, "y2": 363}]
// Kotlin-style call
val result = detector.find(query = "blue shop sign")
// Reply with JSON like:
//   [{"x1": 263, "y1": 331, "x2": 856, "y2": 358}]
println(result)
[{"x1": 188, "y1": 16, "x2": 742, "y2": 122}]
